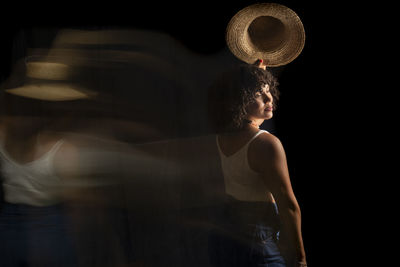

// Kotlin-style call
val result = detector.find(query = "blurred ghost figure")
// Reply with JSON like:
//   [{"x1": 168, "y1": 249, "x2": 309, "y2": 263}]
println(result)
[
  {"x1": 0, "y1": 59, "x2": 179, "y2": 267},
  {"x1": 0, "y1": 30, "x2": 144, "y2": 267},
  {"x1": 0, "y1": 26, "x2": 280, "y2": 267},
  {"x1": 0, "y1": 91, "x2": 80, "y2": 267}
]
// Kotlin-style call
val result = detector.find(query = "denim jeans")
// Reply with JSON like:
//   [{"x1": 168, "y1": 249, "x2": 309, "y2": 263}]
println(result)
[
  {"x1": 0, "y1": 202, "x2": 77, "y2": 267},
  {"x1": 208, "y1": 197, "x2": 285, "y2": 267}
]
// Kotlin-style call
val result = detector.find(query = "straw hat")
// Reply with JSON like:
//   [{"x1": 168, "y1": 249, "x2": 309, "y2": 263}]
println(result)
[
  {"x1": 3, "y1": 55, "x2": 97, "y2": 101},
  {"x1": 226, "y1": 2, "x2": 305, "y2": 67}
]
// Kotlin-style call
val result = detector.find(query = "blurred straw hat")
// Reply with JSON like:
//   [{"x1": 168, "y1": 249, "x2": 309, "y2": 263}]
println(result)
[
  {"x1": 226, "y1": 2, "x2": 305, "y2": 67},
  {"x1": 3, "y1": 55, "x2": 96, "y2": 101}
]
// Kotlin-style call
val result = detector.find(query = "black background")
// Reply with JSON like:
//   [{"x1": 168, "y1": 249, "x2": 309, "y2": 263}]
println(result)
[{"x1": 0, "y1": 1, "x2": 379, "y2": 266}]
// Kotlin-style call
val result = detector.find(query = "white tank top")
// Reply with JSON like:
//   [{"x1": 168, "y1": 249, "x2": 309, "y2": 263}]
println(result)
[
  {"x1": 216, "y1": 130, "x2": 271, "y2": 202},
  {"x1": 0, "y1": 140, "x2": 64, "y2": 206}
]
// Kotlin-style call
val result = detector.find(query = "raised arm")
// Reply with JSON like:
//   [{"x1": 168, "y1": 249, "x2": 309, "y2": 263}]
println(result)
[{"x1": 249, "y1": 132, "x2": 307, "y2": 266}]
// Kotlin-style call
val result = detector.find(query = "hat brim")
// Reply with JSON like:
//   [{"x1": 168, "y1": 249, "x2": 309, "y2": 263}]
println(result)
[
  {"x1": 5, "y1": 83, "x2": 97, "y2": 101},
  {"x1": 226, "y1": 3, "x2": 305, "y2": 67}
]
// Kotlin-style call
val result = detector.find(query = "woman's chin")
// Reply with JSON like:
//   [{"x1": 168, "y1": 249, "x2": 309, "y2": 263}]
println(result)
[{"x1": 264, "y1": 112, "x2": 273, "y2": 120}]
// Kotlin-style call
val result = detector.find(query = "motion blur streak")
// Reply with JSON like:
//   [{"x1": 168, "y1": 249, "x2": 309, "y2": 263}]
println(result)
[{"x1": 0, "y1": 28, "x2": 254, "y2": 267}]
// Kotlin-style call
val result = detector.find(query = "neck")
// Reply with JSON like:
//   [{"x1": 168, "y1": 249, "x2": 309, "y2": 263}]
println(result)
[
  {"x1": 244, "y1": 118, "x2": 263, "y2": 129},
  {"x1": 249, "y1": 122, "x2": 259, "y2": 129}
]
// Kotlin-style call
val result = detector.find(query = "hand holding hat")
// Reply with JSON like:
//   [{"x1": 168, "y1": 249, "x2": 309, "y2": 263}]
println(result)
[
  {"x1": 226, "y1": 3, "x2": 305, "y2": 67},
  {"x1": 254, "y1": 59, "x2": 267, "y2": 70}
]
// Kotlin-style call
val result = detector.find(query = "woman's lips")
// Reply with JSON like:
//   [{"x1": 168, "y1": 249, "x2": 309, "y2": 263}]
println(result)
[{"x1": 265, "y1": 106, "x2": 273, "y2": 111}]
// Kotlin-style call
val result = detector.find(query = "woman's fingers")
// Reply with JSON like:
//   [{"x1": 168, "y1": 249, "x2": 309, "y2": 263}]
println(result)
[{"x1": 254, "y1": 59, "x2": 267, "y2": 70}]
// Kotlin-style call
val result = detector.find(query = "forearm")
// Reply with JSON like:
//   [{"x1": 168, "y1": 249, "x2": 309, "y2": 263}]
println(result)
[
  {"x1": 55, "y1": 140, "x2": 180, "y2": 186},
  {"x1": 279, "y1": 203, "x2": 306, "y2": 263}
]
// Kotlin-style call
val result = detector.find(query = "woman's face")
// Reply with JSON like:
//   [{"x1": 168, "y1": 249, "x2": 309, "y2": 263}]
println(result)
[{"x1": 245, "y1": 83, "x2": 274, "y2": 121}]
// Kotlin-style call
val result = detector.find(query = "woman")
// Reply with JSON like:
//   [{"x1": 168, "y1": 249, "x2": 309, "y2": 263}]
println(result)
[
  {"x1": 0, "y1": 90, "x2": 182, "y2": 267},
  {"x1": 207, "y1": 62, "x2": 307, "y2": 267},
  {"x1": 0, "y1": 93, "x2": 78, "y2": 267}
]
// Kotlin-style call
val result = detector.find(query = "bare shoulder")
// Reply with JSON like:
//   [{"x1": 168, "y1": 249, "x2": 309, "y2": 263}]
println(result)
[
  {"x1": 252, "y1": 132, "x2": 285, "y2": 156},
  {"x1": 52, "y1": 135, "x2": 83, "y2": 177},
  {"x1": 248, "y1": 131, "x2": 287, "y2": 172}
]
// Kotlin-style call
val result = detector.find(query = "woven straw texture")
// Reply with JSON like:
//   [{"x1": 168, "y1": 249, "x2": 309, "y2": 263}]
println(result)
[{"x1": 226, "y1": 3, "x2": 305, "y2": 66}]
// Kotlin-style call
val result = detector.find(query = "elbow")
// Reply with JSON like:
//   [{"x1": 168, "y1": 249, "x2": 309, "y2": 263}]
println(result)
[
  {"x1": 280, "y1": 198, "x2": 301, "y2": 217},
  {"x1": 274, "y1": 189, "x2": 302, "y2": 216},
  {"x1": 288, "y1": 200, "x2": 301, "y2": 213}
]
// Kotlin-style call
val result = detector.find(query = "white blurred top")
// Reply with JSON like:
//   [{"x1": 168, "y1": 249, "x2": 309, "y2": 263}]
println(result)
[
  {"x1": 0, "y1": 140, "x2": 65, "y2": 206},
  {"x1": 216, "y1": 130, "x2": 271, "y2": 202}
]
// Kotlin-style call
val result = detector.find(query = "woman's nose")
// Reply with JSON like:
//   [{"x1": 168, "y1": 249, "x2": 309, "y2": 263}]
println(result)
[{"x1": 263, "y1": 94, "x2": 272, "y2": 103}]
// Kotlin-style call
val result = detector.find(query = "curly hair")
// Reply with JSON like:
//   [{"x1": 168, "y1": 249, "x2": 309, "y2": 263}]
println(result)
[{"x1": 207, "y1": 64, "x2": 279, "y2": 132}]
